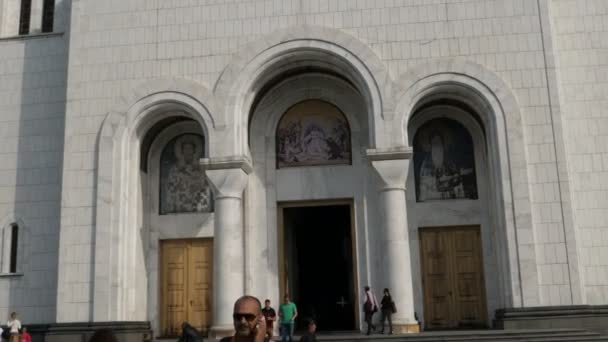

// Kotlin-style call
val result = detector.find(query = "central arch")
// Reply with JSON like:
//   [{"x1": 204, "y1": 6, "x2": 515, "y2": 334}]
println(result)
[{"x1": 213, "y1": 25, "x2": 395, "y2": 158}]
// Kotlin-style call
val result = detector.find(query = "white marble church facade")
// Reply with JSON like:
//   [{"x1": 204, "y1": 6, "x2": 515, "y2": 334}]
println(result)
[{"x1": 1, "y1": 0, "x2": 608, "y2": 339}]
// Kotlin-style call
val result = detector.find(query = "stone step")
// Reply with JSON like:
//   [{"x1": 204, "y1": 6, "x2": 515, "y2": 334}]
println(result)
[
  {"x1": 311, "y1": 331, "x2": 607, "y2": 342},
  {"x1": 311, "y1": 329, "x2": 599, "y2": 340},
  {"x1": 157, "y1": 329, "x2": 608, "y2": 342}
]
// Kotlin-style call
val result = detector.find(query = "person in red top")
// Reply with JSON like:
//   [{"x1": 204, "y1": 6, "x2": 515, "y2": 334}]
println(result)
[{"x1": 19, "y1": 327, "x2": 31, "y2": 342}]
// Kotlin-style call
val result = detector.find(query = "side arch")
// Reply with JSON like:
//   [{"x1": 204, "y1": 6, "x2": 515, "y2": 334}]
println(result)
[
  {"x1": 93, "y1": 78, "x2": 218, "y2": 321},
  {"x1": 394, "y1": 58, "x2": 537, "y2": 308}
]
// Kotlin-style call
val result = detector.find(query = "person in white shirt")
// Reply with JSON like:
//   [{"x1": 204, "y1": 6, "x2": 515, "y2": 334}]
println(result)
[
  {"x1": 362, "y1": 286, "x2": 379, "y2": 335},
  {"x1": 7, "y1": 311, "x2": 21, "y2": 342}
]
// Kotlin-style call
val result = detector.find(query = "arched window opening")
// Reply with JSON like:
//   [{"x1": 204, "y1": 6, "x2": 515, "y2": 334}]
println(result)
[
  {"x1": 413, "y1": 118, "x2": 478, "y2": 202},
  {"x1": 41, "y1": 0, "x2": 55, "y2": 33},
  {"x1": 9, "y1": 223, "x2": 18, "y2": 273},
  {"x1": 159, "y1": 133, "x2": 213, "y2": 214},
  {"x1": 18, "y1": 0, "x2": 32, "y2": 35},
  {"x1": 276, "y1": 100, "x2": 352, "y2": 168}
]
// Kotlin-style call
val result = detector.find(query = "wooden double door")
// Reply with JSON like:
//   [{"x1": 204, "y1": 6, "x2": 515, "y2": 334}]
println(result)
[
  {"x1": 160, "y1": 239, "x2": 213, "y2": 337},
  {"x1": 420, "y1": 226, "x2": 487, "y2": 330}
]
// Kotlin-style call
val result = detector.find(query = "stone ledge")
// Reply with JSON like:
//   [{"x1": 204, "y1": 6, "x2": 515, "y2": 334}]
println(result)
[
  {"x1": 0, "y1": 32, "x2": 64, "y2": 42},
  {"x1": 21, "y1": 321, "x2": 152, "y2": 342},
  {"x1": 496, "y1": 305, "x2": 608, "y2": 319},
  {"x1": 0, "y1": 272, "x2": 24, "y2": 278},
  {"x1": 495, "y1": 305, "x2": 608, "y2": 335}
]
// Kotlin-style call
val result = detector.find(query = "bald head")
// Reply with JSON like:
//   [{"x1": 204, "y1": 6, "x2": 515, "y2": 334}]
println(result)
[
  {"x1": 233, "y1": 295, "x2": 262, "y2": 315},
  {"x1": 232, "y1": 295, "x2": 262, "y2": 336}
]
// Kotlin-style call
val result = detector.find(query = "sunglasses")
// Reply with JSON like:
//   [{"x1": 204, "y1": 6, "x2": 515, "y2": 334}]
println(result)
[{"x1": 233, "y1": 313, "x2": 257, "y2": 322}]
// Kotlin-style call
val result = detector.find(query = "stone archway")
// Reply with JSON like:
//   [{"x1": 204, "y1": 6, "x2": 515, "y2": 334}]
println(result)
[
  {"x1": 93, "y1": 78, "x2": 217, "y2": 323},
  {"x1": 213, "y1": 25, "x2": 396, "y2": 157},
  {"x1": 394, "y1": 58, "x2": 551, "y2": 310}
]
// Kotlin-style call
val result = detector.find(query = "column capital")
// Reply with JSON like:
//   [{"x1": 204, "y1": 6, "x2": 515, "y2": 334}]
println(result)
[
  {"x1": 200, "y1": 155, "x2": 253, "y2": 174},
  {"x1": 365, "y1": 146, "x2": 413, "y2": 161},
  {"x1": 202, "y1": 156, "x2": 251, "y2": 199},
  {"x1": 367, "y1": 147, "x2": 412, "y2": 191}
]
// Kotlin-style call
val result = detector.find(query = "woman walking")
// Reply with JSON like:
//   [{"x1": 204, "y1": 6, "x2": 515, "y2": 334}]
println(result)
[
  {"x1": 362, "y1": 286, "x2": 378, "y2": 335},
  {"x1": 380, "y1": 288, "x2": 395, "y2": 335}
]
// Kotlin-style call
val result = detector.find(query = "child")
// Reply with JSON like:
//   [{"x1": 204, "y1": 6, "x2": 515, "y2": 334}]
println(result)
[
  {"x1": 20, "y1": 327, "x2": 31, "y2": 342},
  {"x1": 7, "y1": 312, "x2": 21, "y2": 342}
]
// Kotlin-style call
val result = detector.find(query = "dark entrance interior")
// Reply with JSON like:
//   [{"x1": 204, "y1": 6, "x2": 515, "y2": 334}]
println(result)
[{"x1": 283, "y1": 204, "x2": 356, "y2": 332}]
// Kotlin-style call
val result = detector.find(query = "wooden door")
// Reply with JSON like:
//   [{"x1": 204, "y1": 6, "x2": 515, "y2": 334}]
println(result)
[
  {"x1": 420, "y1": 226, "x2": 486, "y2": 330},
  {"x1": 161, "y1": 239, "x2": 213, "y2": 337},
  {"x1": 187, "y1": 239, "x2": 213, "y2": 332}
]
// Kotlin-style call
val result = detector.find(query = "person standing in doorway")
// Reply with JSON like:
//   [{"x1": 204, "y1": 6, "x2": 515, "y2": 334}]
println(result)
[
  {"x1": 279, "y1": 295, "x2": 298, "y2": 342},
  {"x1": 7, "y1": 312, "x2": 21, "y2": 342},
  {"x1": 261, "y1": 299, "x2": 277, "y2": 340},
  {"x1": 362, "y1": 286, "x2": 378, "y2": 335},
  {"x1": 380, "y1": 288, "x2": 395, "y2": 335}
]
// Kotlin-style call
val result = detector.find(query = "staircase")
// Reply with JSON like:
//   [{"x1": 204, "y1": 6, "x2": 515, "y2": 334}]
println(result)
[{"x1": 155, "y1": 329, "x2": 608, "y2": 342}]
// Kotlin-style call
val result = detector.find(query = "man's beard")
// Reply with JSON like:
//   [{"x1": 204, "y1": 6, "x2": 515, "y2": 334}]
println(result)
[{"x1": 235, "y1": 322, "x2": 252, "y2": 336}]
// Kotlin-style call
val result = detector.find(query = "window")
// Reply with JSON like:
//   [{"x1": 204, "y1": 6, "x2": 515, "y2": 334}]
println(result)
[
  {"x1": 9, "y1": 224, "x2": 18, "y2": 273},
  {"x1": 18, "y1": 0, "x2": 32, "y2": 35},
  {"x1": 41, "y1": 0, "x2": 55, "y2": 33}
]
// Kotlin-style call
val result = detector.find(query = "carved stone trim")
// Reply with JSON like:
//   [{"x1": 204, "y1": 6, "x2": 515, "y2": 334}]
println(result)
[{"x1": 365, "y1": 146, "x2": 413, "y2": 161}]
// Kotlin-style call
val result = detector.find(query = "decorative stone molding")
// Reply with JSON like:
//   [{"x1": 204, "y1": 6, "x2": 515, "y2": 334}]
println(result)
[
  {"x1": 205, "y1": 168, "x2": 250, "y2": 200},
  {"x1": 366, "y1": 146, "x2": 413, "y2": 161},
  {"x1": 367, "y1": 147, "x2": 412, "y2": 191}
]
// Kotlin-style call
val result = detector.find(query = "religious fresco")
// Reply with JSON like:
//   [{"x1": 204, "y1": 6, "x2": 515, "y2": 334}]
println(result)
[
  {"x1": 277, "y1": 100, "x2": 351, "y2": 168},
  {"x1": 414, "y1": 118, "x2": 478, "y2": 202},
  {"x1": 160, "y1": 134, "x2": 213, "y2": 214}
]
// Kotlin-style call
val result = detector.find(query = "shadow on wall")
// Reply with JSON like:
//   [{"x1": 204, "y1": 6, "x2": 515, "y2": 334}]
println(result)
[{"x1": 9, "y1": 0, "x2": 70, "y2": 327}]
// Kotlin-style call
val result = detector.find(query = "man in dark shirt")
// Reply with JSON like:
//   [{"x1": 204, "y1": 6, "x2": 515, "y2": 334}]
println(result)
[
  {"x1": 261, "y1": 299, "x2": 277, "y2": 340},
  {"x1": 298, "y1": 319, "x2": 317, "y2": 342},
  {"x1": 219, "y1": 295, "x2": 267, "y2": 342}
]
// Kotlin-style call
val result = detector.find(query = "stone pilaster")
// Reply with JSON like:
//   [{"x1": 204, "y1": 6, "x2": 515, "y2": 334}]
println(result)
[
  {"x1": 201, "y1": 156, "x2": 252, "y2": 338},
  {"x1": 367, "y1": 147, "x2": 419, "y2": 333}
]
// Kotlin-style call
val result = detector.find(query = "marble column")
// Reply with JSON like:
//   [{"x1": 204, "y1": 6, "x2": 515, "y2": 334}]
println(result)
[
  {"x1": 202, "y1": 157, "x2": 252, "y2": 337},
  {"x1": 367, "y1": 147, "x2": 419, "y2": 333}
]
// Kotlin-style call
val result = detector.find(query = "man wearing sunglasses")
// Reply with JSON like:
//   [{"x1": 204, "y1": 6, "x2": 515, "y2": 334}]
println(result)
[{"x1": 220, "y1": 295, "x2": 267, "y2": 342}]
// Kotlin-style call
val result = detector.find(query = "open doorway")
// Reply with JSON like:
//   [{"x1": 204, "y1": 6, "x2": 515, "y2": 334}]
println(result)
[{"x1": 279, "y1": 202, "x2": 358, "y2": 332}]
